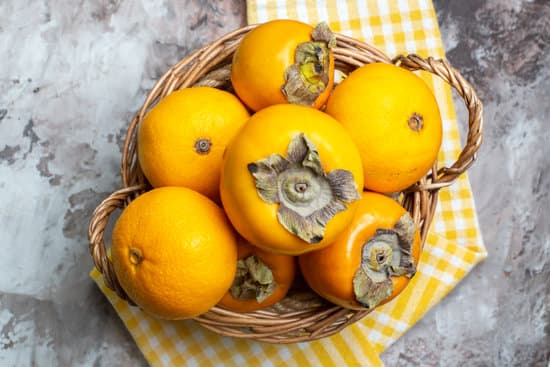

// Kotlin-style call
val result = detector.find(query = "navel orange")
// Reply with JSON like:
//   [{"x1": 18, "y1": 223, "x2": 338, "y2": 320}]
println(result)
[
  {"x1": 137, "y1": 87, "x2": 250, "y2": 201},
  {"x1": 111, "y1": 186, "x2": 238, "y2": 319},
  {"x1": 326, "y1": 63, "x2": 443, "y2": 193}
]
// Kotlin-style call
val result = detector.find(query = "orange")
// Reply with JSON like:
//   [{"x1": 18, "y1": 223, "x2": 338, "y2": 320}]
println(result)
[
  {"x1": 220, "y1": 104, "x2": 364, "y2": 255},
  {"x1": 137, "y1": 86, "x2": 250, "y2": 201},
  {"x1": 231, "y1": 20, "x2": 335, "y2": 111},
  {"x1": 299, "y1": 191, "x2": 421, "y2": 310},
  {"x1": 326, "y1": 62, "x2": 442, "y2": 193},
  {"x1": 111, "y1": 187, "x2": 238, "y2": 319}
]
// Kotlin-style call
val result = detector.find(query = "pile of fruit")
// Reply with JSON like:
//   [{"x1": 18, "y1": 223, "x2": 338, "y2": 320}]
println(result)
[{"x1": 110, "y1": 20, "x2": 443, "y2": 320}]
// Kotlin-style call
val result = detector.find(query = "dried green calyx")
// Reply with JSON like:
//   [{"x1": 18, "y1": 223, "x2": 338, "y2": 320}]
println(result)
[
  {"x1": 248, "y1": 133, "x2": 360, "y2": 244},
  {"x1": 353, "y1": 213, "x2": 417, "y2": 309},
  {"x1": 230, "y1": 255, "x2": 275, "y2": 303},
  {"x1": 282, "y1": 22, "x2": 336, "y2": 106}
]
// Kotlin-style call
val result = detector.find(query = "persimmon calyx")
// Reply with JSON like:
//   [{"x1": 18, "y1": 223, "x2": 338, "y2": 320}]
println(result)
[
  {"x1": 230, "y1": 255, "x2": 276, "y2": 303},
  {"x1": 282, "y1": 22, "x2": 336, "y2": 106},
  {"x1": 353, "y1": 212, "x2": 417, "y2": 309},
  {"x1": 248, "y1": 133, "x2": 360, "y2": 244}
]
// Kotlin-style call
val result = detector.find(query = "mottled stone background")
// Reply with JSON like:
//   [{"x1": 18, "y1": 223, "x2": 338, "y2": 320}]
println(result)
[{"x1": 0, "y1": 0, "x2": 548, "y2": 366}]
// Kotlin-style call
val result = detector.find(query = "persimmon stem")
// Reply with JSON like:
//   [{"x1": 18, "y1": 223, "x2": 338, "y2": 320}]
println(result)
[
  {"x1": 281, "y1": 23, "x2": 335, "y2": 106},
  {"x1": 353, "y1": 213, "x2": 417, "y2": 309},
  {"x1": 248, "y1": 134, "x2": 360, "y2": 244},
  {"x1": 230, "y1": 255, "x2": 275, "y2": 303}
]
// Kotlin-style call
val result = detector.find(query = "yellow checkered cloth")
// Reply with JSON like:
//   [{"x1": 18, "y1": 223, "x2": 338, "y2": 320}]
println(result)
[{"x1": 90, "y1": 0, "x2": 487, "y2": 365}]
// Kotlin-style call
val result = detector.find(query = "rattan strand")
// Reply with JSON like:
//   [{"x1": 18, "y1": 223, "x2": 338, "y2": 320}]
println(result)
[{"x1": 88, "y1": 24, "x2": 483, "y2": 343}]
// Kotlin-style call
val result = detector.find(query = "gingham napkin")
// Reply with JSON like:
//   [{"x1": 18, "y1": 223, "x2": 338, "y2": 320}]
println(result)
[{"x1": 91, "y1": 0, "x2": 487, "y2": 365}]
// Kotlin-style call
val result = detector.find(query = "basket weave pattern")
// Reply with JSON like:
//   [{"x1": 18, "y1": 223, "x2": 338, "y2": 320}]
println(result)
[{"x1": 88, "y1": 25, "x2": 482, "y2": 343}]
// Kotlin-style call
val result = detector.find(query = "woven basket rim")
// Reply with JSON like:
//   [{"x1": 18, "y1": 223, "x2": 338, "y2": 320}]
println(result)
[{"x1": 88, "y1": 23, "x2": 483, "y2": 343}]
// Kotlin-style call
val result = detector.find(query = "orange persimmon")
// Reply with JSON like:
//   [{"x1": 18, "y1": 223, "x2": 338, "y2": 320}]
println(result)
[
  {"x1": 299, "y1": 191, "x2": 421, "y2": 310},
  {"x1": 218, "y1": 239, "x2": 296, "y2": 312},
  {"x1": 231, "y1": 20, "x2": 335, "y2": 111},
  {"x1": 220, "y1": 104, "x2": 364, "y2": 255}
]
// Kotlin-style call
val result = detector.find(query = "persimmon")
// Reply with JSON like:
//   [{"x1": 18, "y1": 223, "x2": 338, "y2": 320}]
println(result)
[
  {"x1": 325, "y1": 62, "x2": 442, "y2": 193},
  {"x1": 220, "y1": 104, "x2": 363, "y2": 255},
  {"x1": 299, "y1": 191, "x2": 421, "y2": 310},
  {"x1": 218, "y1": 239, "x2": 296, "y2": 312},
  {"x1": 231, "y1": 20, "x2": 335, "y2": 111}
]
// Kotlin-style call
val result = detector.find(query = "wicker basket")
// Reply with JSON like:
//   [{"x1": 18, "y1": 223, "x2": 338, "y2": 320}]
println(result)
[{"x1": 88, "y1": 24, "x2": 483, "y2": 343}]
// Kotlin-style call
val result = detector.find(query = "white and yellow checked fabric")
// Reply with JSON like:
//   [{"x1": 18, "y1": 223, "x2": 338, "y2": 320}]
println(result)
[{"x1": 91, "y1": 1, "x2": 487, "y2": 365}]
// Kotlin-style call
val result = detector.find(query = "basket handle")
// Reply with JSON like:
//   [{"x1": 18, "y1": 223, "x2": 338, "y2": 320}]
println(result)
[
  {"x1": 88, "y1": 185, "x2": 146, "y2": 303},
  {"x1": 393, "y1": 54, "x2": 483, "y2": 190}
]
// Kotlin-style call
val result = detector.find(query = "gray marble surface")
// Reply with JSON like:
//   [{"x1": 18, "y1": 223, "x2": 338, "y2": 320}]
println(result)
[{"x1": 0, "y1": 0, "x2": 548, "y2": 366}]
